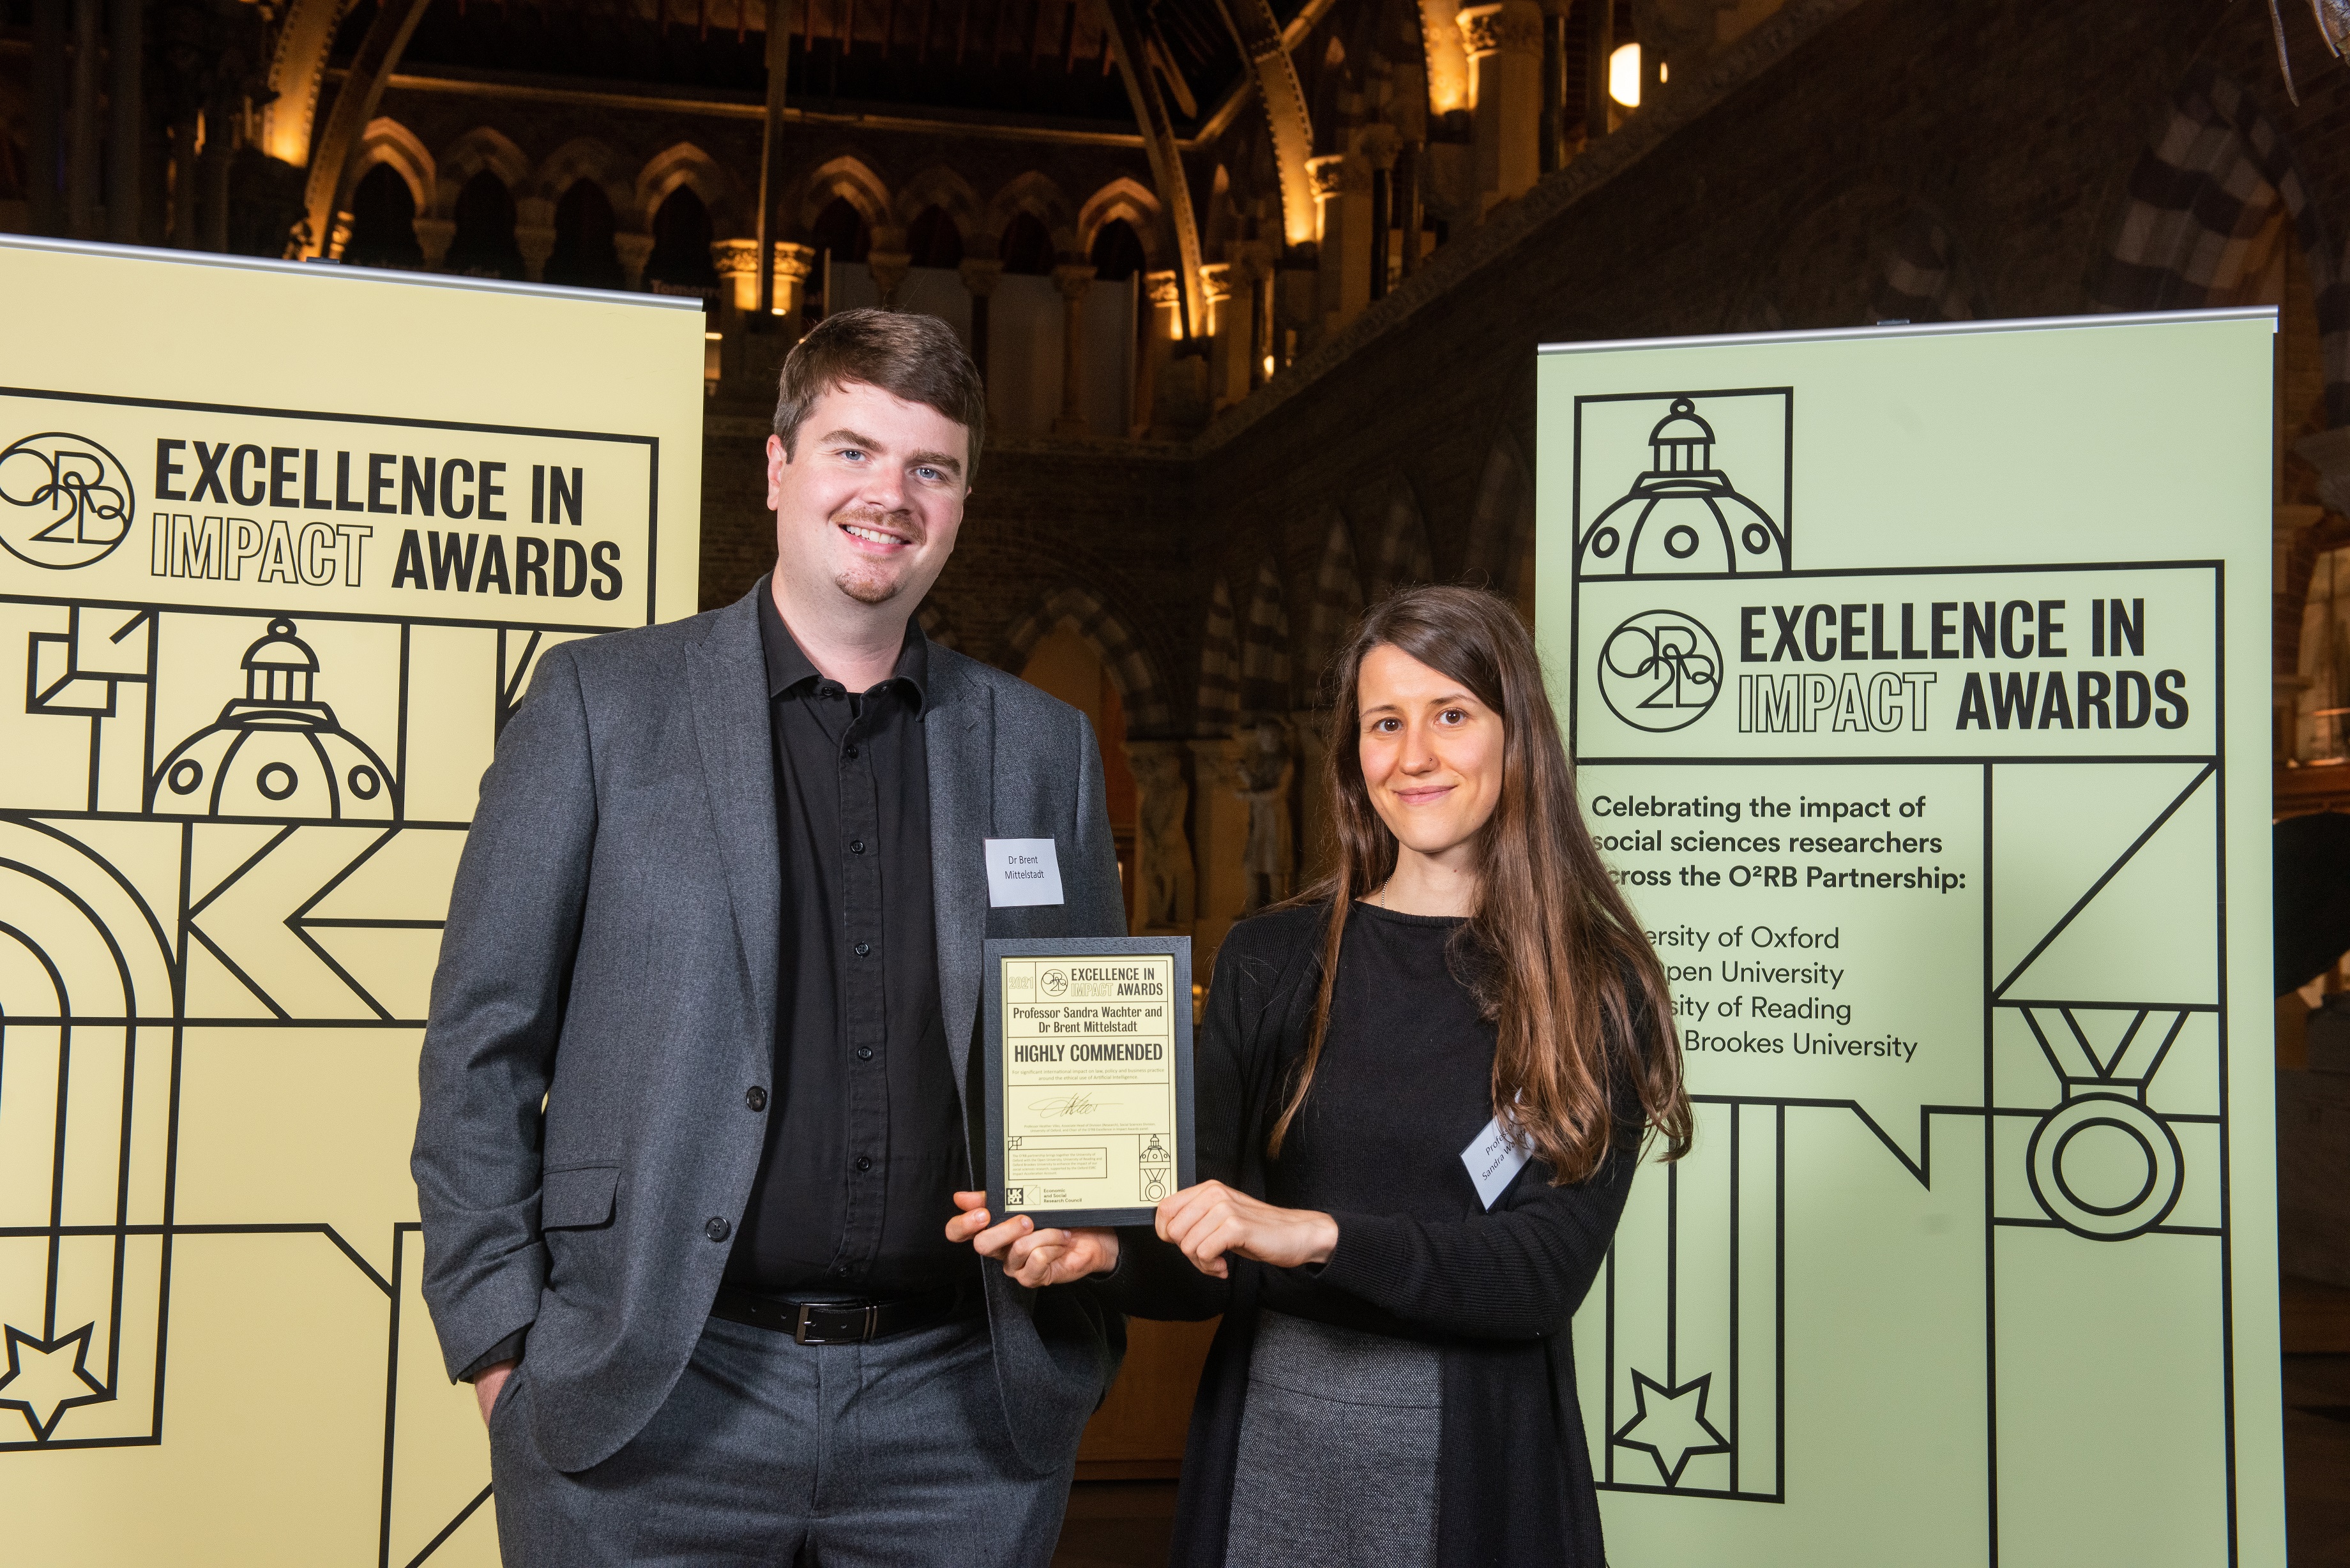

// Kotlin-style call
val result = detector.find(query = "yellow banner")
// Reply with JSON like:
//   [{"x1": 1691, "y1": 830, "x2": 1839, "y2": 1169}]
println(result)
[{"x1": 0, "y1": 236, "x2": 704, "y2": 1565}]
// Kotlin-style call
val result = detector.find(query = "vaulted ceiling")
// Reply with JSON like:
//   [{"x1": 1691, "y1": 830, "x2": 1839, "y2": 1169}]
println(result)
[{"x1": 332, "y1": 0, "x2": 1286, "y2": 136}]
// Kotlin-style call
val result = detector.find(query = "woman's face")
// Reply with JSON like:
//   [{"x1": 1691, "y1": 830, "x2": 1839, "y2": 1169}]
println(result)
[{"x1": 1356, "y1": 644, "x2": 1505, "y2": 866}]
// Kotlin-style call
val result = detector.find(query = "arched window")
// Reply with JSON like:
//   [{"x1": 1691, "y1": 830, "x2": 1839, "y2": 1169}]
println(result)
[
  {"x1": 445, "y1": 170, "x2": 526, "y2": 278},
  {"x1": 545, "y1": 179, "x2": 625, "y2": 290},
  {"x1": 441, "y1": 172, "x2": 526, "y2": 281},
  {"x1": 1088, "y1": 217, "x2": 1145, "y2": 282},
  {"x1": 999, "y1": 210, "x2": 1053, "y2": 275},
  {"x1": 908, "y1": 204, "x2": 964, "y2": 268},
  {"x1": 342, "y1": 163, "x2": 423, "y2": 270},
  {"x1": 809, "y1": 195, "x2": 872, "y2": 263},
  {"x1": 644, "y1": 186, "x2": 720, "y2": 292}
]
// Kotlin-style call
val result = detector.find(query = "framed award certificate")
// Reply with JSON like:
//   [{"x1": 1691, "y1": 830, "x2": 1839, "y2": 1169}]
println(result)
[{"x1": 981, "y1": 936, "x2": 1195, "y2": 1228}]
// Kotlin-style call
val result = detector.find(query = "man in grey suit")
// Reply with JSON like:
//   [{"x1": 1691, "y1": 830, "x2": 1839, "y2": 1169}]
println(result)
[{"x1": 413, "y1": 309, "x2": 1128, "y2": 1565}]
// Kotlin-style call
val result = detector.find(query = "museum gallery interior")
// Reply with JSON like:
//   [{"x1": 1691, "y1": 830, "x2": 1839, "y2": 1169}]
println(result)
[{"x1": 5, "y1": 0, "x2": 2350, "y2": 1562}]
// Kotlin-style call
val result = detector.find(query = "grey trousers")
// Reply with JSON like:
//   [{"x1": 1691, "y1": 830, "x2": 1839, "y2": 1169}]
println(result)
[
  {"x1": 1225, "y1": 1310, "x2": 1443, "y2": 1568},
  {"x1": 487, "y1": 1312, "x2": 1075, "y2": 1568}
]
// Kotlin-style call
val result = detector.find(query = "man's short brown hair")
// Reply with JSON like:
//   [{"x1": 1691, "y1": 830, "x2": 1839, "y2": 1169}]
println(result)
[{"x1": 771, "y1": 308, "x2": 987, "y2": 485}]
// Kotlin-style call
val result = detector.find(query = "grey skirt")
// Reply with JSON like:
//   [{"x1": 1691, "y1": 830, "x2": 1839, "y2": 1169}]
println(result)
[{"x1": 1224, "y1": 1310, "x2": 1443, "y2": 1568}]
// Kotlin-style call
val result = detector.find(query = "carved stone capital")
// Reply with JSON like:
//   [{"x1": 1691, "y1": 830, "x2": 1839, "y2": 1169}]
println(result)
[
  {"x1": 1052, "y1": 262, "x2": 1098, "y2": 301},
  {"x1": 958, "y1": 257, "x2": 1004, "y2": 298},
  {"x1": 711, "y1": 237, "x2": 761, "y2": 279},
  {"x1": 1456, "y1": 1, "x2": 1543, "y2": 57},
  {"x1": 1306, "y1": 153, "x2": 1367, "y2": 199},
  {"x1": 1199, "y1": 261, "x2": 1236, "y2": 304},
  {"x1": 772, "y1": 242, "x2": 817, "y2": 283},
  {"x1": 1144, "y1": 269, "x2": 1183, "y2": 308}
]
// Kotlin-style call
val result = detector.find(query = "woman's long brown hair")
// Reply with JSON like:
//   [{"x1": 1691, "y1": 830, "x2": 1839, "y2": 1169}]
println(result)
[{"x1": 1267, "y1": 585, "x2": 1693, "y2": 1184}]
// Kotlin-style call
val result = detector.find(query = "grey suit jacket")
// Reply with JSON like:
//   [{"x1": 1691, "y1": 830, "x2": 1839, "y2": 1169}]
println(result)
[{"x1": 413, "y1": 583, "x2": 1130, "y2": 1475}]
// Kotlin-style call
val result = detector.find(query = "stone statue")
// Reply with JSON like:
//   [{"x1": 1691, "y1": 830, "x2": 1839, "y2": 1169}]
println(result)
[
  {"x1": 1129, "y1": 746, "x2": 1195, "y2": 931},
  {"x1": 1234, "y1": 717, "x2": 1295, "y2": 912}
]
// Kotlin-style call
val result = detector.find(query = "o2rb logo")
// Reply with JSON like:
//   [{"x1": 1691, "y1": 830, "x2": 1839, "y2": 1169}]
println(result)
[
  {"x1": 1598, "y1": 609, "x2": 1722, "y2": 733},
  {"x1": 0, "y1": 432, "x2": 137, "y2": 570}
]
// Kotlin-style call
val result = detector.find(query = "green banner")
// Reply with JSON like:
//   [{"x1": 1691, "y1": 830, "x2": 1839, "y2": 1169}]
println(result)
[{"x1": 1540, "y1": 312, "x2": 2283, "y2": 1566}]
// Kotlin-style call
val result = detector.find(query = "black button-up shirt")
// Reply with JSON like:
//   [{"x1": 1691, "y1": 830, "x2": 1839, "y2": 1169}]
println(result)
[{"x1": 725, "y1": 588, "x2": 968, "y2": 1296}]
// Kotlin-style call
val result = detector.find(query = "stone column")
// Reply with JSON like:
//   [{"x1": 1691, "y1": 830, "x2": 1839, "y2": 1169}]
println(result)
[
  {"x1": 515, "y1": 197, "x2": 557, "y2": 283},
  {"x1": 959, "y1": 257, "x2": 1003, "y2": 381},
  {"x1": 616, "y1": 232, "x2": 655, "y2": 290},
  {"x1": 1585, "y1": 0, "x2": 1616, "y2": 142},
  {"x1": 1394, "y1": 139, "x2": 1424, "y2": 279},
  {"x1": 773, "y1": 241, "x2": 817, "y2": 323},
  {"x1": 1360, "y1": 126, "x2": 1400, "y2": 302},
  {"x1": 1139, "y1": 269, "x2": 1183, "y2": 433},
  {"x1": 868, "y1": 224, "x2": 912, "y2": 309},
  {"x1": 1538, "y1": 0, "x2": 1571, "y2": 173},
  {"x1": 414, "y1": 218, "x2": 457, "y2": 272},
  {"x1": 1232, "y1": 240, "x2": 1275, "y2": 390},
  {"x1": 709, "y1": 238, "x2": 759, "y2": 384},
  {"x1": 1051, "y1": 262, "x2": 1097, "y2": 435},
  {"x1": 1459, "y1": 0, "x2": 1543, "y2": 213},
  {"x1": 1187, "y1": 737, "x2": 1251, "y2": 970},
  {"x1": 1201, "y1": 262, "x2": 1250, "y2": 412},
  {"x1": 713, "y1": 238, "x2": 760, "y2": 324},
  {"x1": 1124, "y1": 741, "x2": 1197, "y2": 935},
  {"x1": 1307, "y1": 153, "x2": 1372, "y2": 333}
]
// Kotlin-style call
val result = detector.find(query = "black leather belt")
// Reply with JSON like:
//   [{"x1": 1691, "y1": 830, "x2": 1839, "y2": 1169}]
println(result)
[{"x1": 710, "y1": 1285, "x2": 967, "y2": 1345}]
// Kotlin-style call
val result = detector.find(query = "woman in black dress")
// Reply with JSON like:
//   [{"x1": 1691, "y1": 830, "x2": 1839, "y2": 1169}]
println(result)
[{"x1": 952, "y1": 584, "x2": 1690, "y2": 1567}]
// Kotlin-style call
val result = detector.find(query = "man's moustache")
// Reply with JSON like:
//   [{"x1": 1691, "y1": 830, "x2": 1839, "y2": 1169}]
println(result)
[{"x1": 837, "y1": 509, "x2": 920, "y2": 544}]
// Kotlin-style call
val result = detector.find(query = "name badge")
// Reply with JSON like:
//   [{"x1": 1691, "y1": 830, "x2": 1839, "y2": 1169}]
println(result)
[
  {"x1": 1461, "y1": 1115, "x2": 1530, "y2": 1209},
  {"x1": 984, "y1": 838, "x2": 1065, "y2": 908}
]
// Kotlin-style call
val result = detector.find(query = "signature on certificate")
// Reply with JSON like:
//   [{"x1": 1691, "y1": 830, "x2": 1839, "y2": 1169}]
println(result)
[{"x1": 1029, "y1": 1091, "x2": 1101, "y2": 1118}]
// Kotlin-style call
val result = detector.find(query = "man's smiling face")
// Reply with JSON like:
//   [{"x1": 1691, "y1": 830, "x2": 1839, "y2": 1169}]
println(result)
[{"x1": 766, "y1": 379, "x2": 969, "y2": 611}]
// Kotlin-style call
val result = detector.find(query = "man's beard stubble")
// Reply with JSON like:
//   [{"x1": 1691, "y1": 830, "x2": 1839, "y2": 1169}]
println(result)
[
  {"x1": 831, "y1": 506, "x2": 916, "y2": 605},
  {"x1": 834, "y1": 565, "x2": 903, "y2": 605}
]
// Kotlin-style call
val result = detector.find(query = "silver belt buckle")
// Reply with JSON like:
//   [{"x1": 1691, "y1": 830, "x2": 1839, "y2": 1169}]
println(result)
[{"x1": 791, "y1": 1302, "x2": 879, "y2": 1345}]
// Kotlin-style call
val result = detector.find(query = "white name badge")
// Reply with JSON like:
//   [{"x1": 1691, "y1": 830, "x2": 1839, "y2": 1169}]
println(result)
[
  {"x1": 1462, "y1": 1115, "x2": 1531, "y2": 1210},
  {"x1": 983, "y1": 838, "x2": 1065, "y2": 908}
]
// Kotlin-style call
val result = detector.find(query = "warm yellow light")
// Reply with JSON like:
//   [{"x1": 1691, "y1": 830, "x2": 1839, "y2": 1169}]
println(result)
[
  {"x1": 1659, "y1": 60, "x2": 1669, "y2": 83},
  {"x1": 704, "y1": 331, "x2": 723, "y2": 341},
  {"x1": 1609, "y1": 43, "x2": 1641, "y2": 108},
  {"x1": 1262, "y1": 355, "x2": 1275, "y2": 377}
]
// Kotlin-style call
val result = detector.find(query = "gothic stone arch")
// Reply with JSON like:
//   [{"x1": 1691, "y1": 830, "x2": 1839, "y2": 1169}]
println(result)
[{"x1": 999, "y1": 583, "x2": 1174, "y2": 733}]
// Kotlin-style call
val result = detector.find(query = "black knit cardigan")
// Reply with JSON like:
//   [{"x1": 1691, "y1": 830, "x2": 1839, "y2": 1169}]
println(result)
[{"x1": 1105, "y1": 902, "x2": 1648, "y2": 1568}]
